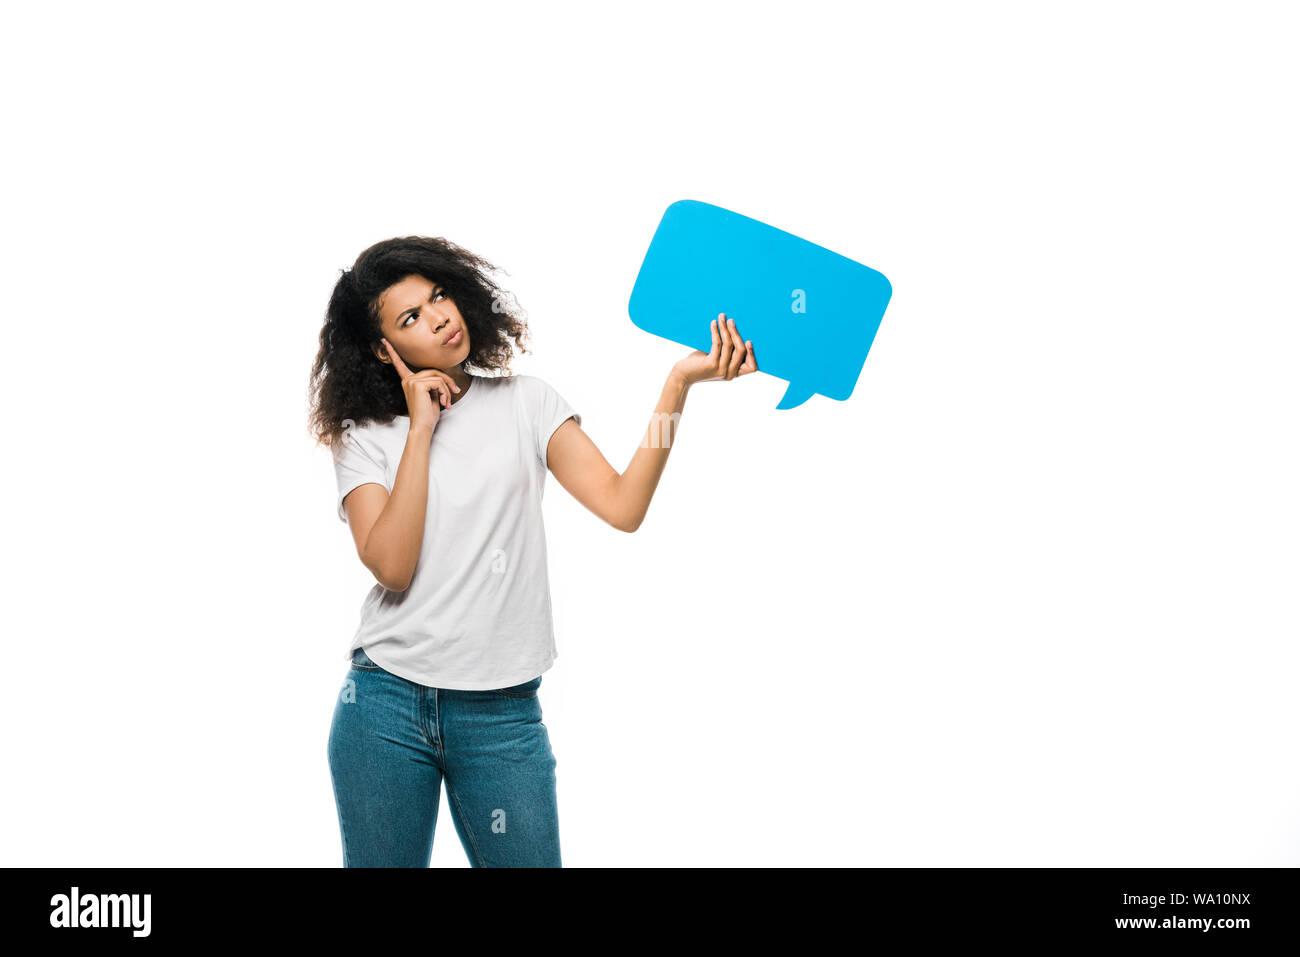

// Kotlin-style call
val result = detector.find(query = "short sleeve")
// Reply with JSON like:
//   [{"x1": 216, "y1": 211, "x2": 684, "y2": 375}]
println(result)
[
  {"x1": 332, "y1": 426, "x2": 390, "y2": 523},
  {"x1": 530, "y1": 376, "x2": 582, "y2": 466}
]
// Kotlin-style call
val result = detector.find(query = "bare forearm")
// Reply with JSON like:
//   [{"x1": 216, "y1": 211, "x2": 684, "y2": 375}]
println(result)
[
  {"x1": 615, "y1": 371, "x2": 690, "y2": 532},
  {"x1": 362, "y1": 423, "x2": 433, "y2": 589}
]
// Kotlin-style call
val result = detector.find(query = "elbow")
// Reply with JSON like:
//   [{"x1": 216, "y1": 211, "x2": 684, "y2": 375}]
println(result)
[
  {"x1": 378, "y1": 571, "x2": 413, "y2": 592},
  {"x1": 377, "y1": 561, "x2": 414, "y2": 591},
  {"x1": 608, "y1": 476, "x2": 642, "y2": 533},
  {"x1": 362, "y1": 550, "x2": 414, "y2": 592}
]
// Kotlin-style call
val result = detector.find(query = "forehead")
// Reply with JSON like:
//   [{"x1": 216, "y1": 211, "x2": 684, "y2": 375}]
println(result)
[{"x1": 378, "y1": 274, "x2": 435, "y2": 320}]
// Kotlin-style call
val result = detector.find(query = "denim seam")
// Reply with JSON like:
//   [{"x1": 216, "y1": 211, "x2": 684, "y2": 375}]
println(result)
[
  {"x1": 416, "y1": 687, "x2": 439, "y2": 751},
  {"x1": 444, "y1": 777, "x2": 486, "y2": 867}
]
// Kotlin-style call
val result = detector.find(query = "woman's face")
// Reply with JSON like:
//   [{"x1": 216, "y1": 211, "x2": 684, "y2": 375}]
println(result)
[{"x1": 373, "y1": 274, "x2": 469, "y2": 371}]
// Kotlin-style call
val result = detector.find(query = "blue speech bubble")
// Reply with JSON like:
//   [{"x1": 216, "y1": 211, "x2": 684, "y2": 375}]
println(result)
[{"x1": 628, "y1": 200, "x2": 891, "y2": 410}]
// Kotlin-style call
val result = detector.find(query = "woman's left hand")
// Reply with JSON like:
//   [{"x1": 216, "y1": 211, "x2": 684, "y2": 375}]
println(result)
[{"x1": 673, "y1": 314, "x2": 758, "y2": 387}]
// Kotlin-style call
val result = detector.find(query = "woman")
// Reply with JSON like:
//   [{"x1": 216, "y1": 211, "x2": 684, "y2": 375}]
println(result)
[{"x1": 307, "y1": 235, "x2": 757, "y2": 867}]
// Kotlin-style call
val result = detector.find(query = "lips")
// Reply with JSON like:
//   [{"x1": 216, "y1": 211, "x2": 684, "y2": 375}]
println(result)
[{"x1": 442, "y1": 327, "x2": 463, "y2": 346}]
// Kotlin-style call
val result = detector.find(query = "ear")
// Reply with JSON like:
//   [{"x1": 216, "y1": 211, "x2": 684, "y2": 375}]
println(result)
[{"x1": 371, "y1": 342, "x2": 390, "y2": 364}]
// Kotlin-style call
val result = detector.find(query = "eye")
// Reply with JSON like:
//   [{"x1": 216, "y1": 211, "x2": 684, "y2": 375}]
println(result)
[{"x1": 399, "y1": 288, "x2": 448, "y2": 328}]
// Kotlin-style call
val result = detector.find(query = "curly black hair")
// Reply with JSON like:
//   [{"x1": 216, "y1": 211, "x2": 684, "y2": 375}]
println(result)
[{"x1": 307, "y1": 235, "x2": 532, "y2": 448}]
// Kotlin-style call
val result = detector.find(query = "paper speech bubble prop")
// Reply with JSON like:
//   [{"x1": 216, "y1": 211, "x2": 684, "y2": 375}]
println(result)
[{"x1": 628, "y1": 200, "x2": 891, "y2": 409}]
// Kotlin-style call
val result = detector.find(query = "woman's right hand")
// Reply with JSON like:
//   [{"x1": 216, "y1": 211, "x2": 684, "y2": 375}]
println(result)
[{"x1": 380, "y1": 337, "x2": 461, "y2": 433}]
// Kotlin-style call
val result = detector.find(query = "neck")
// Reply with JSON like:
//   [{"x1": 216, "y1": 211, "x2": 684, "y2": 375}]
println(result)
[{"x1": 447, "y1": 366, "x2": 472, "y2": 401}]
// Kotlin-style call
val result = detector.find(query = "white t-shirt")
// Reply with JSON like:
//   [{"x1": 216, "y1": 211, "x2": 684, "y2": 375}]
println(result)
[{"x1": 331, "y1": 371, "x2": 581, "y2": 690}]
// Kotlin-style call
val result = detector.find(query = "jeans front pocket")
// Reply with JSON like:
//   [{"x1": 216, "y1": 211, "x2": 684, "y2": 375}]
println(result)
[
  {"x1": 350, "y1": 646, "x2": 382, "y2": 671},
  {"x1": 492, "y1": 676, "x2": 542, "y2": 698}
]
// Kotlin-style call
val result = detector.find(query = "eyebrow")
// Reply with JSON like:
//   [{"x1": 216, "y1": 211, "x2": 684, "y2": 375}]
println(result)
[{"x1": 394, "y1": 284, "x2": 442, "y2": 325}]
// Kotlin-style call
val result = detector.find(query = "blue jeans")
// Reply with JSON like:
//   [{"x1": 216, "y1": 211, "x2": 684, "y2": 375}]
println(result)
[{"x1": 327, "y1": 645, "x2": 561, "y2": 867}]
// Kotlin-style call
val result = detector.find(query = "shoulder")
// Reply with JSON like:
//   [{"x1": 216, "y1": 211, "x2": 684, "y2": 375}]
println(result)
[
  {"x1": 489, "y1": 372, "x2": 544, "y2": 403},
  {"x1": 465, "y1": 371, "x2": 529, "y2": 390},
  {"x1": 492, "y1": 372, "x2": 534, "y2": 387},
  {"x1": 333, "y1": 415, "x2": 406, "y2": 460},
  {"x1": 498, "y1": 373, "x2": 557, "y2": 397}
]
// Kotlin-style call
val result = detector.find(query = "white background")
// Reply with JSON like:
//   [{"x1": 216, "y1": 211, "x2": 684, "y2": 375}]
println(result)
[{"x1": 2, "y1": 0, "x2": 1296, "y2": 867}]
